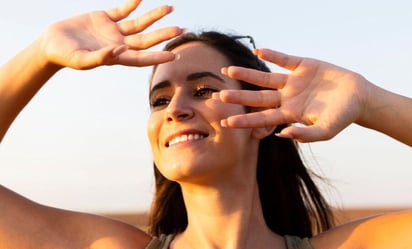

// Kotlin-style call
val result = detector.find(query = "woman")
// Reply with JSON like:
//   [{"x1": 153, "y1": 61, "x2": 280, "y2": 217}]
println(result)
[
  {"x1": 146, "y1": 31, "x2": 333, "y2": 243},
  {"x1": 1, "y1": 1, "x2": 411, "y2": 249},
  {"x1": 144, "y1": 31, "x2": 412, "y2": 249}
]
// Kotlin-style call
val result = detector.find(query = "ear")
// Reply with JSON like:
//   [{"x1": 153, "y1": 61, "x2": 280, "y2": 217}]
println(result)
[{"x1": 251, "y1": 125, "x2": 276, "y2": 140}]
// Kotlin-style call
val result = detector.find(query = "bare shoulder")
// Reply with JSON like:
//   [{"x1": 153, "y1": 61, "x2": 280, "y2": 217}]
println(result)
[
  {"x1": 43, "y1": 205, "x2": 153, "y2": 249},
  {"x1": 309, "y1": 209, "x2": 412, "y2": 249},
  {"x1": 0, "y1": 185, "x2": 152, "y2": 249}
]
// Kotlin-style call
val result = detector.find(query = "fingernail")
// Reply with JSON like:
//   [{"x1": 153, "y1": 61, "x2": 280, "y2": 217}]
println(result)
[
  {"x1": 275, "y1": 132, "x2": 293, "y2": 139},
  {"x1": 221, "y1": 67, "x2": 228, "y2": 75},
  {"x1": 173, "y1": 53, "x2": 181, "y2": 61},
  {"x1": 253, "y1": 49, "x2": 262, "y2": 57},
  {"x1": 166, "y1": 5, "x2": 174, "y2": 13},
  {"x1": 220, "y1": 119, "x2": 228, "y2": 127},
  {"x1": 212, "y1": 92, "x2": 220, "y2": 100}
]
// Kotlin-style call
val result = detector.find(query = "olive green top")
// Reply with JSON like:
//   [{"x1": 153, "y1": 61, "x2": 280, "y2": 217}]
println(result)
[{"x1": 145, "y1": 234, "x2": 314, "y2": 249}]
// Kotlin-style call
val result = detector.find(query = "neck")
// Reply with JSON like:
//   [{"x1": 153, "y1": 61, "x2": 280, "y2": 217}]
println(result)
[{"x1": 173, "y1": 173, "x2": 285, "y2": 249}]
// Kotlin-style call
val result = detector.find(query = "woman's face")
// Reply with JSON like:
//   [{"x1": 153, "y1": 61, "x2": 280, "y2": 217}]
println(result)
[{"x1": 147, "y1": 42, "x2": 259, "y2": 183}]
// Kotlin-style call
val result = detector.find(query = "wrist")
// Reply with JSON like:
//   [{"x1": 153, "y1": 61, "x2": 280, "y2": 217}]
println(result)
[
  {"x1": 34, "y1": 35, "x2": 64, "y2": 75},
  {"x1": 348, "y1": 72, "x2": 381, "y2": 129},
  {"x1": 355, "y1": 79, "x2": 394, "y2": 130}
]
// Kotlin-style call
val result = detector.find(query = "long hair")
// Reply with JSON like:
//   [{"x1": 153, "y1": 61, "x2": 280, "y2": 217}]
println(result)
[{"x1": 148, "y1": 31, "x2": 334, "y2": 237}]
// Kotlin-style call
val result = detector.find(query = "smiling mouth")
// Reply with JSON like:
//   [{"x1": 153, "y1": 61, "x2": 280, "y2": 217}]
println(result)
[{"x1": 166, "y1": 133, "x2": 208, "y2": 147}]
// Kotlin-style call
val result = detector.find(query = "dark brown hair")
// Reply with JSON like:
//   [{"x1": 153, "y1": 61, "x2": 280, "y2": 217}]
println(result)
[{"x1": 148, "y1": 31, "x2": 334, "y2": 238}]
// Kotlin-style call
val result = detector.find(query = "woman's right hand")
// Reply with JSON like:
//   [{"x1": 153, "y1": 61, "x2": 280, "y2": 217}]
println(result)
[
  {"x1": 39, "y1": 0, "x2": 183, "y2": 70},
  {"x1": 0, "y1": 0, "x2": 183, "y2": 142}
]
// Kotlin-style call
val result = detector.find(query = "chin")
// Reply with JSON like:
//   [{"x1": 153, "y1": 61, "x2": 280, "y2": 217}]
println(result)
[{"x1": 158, "y1": 161, "x2": 218, "y2": 183}]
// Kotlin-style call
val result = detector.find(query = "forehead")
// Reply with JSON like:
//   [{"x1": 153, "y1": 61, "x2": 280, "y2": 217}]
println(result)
[{"x1": 151, "y1": 42, "x2": 230, "y2": 87}]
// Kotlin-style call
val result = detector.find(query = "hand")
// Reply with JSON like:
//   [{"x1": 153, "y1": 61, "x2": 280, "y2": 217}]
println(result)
[
  {"x1": 216, "y1": 49, "x2": 370, "y2": 142},
  {"x1": 39, "y1": 0, "x2": 183, "y2": 70}
]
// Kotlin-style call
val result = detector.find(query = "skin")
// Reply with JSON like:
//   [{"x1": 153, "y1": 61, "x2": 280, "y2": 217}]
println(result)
[
  {"x1": 148, "y1": 42, "x2": 281, "y2": 249},
  {"x1": 0, "y1": 1, "x2": 182, "y2": 248},
  {"x1": 216, "y1": 49, "x2": 412, "y2": 145},
  {"x1": 148, "y1": 42, "x2": 412, "y2": 248},
  {"x1": 148, "y1": 42, "x2": 270, "y2": 184},
  {"x1": 0, "y1": 0, "x2": 411, "y2": 248},
  {"x1": 213, "y1": 48, "x2": 412, "y2": 248},
  {"x1": 0, "y1": 0, "x2": 183, "y2": 142}
]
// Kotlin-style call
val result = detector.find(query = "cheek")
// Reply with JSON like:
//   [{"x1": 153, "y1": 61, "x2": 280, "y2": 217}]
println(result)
[
  {"x1": 206, "y1": 98, "x2": 246, "y2": 118},
  {"x1": 216, "y1": 103, "x2": 246, "y2": 121},
  {"x1": 147, "y1": 113, "x2": 162, "y2": 150}
]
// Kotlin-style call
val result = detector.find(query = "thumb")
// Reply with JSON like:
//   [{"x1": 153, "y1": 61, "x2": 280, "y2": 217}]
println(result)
[
  {"x1": 67, "y1": 45, "x2": 119, "y2": 70},
  {"x1": 275, "y1": 124, "x2": 335, "y2": 143}
]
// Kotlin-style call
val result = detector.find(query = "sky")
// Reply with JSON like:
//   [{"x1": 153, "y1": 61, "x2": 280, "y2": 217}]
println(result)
[{"x1": 0, "y1": 0, "x2": 411, "y2": 213}]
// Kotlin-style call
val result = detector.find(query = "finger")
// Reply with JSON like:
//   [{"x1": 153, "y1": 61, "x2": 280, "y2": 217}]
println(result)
[
  {"x1": 66, "y1": 46, "x2": 119, "y2": 70},
  {"x1": 255, "y1": 48, "x2": 304, "y2": 71},
  {"x1": 221, "y1": 109, "x2": 289, "y2": 128},
  {"x1": 215, "y1": 89, "x2": 281, "y2": 108},
  {"x1": 124, "y1": 26, "x2": 183, "y2": 49},
  {"x1": 67, "y1": 46, "x2": 176, "y2": 69},
  {"x1": 276, "y1": 125, "x2": 335, "y2": 143},
  {"x1": 107, "y1": 0, "x2": 142, "y2": 22},
  {"x1": 114, "y1": 50, "x2": 177, "y2": 67},
  {"x1": 118, "y1": 5, "x2": 174, "y2": 35},
  {"x1": 222, "y1": 66, "x2": 287, "y2": 89}
]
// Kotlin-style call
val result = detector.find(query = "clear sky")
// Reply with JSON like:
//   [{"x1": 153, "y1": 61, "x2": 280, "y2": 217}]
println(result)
[{"x1": 0, "y1": 0, "x2": 411, "y2": 213}]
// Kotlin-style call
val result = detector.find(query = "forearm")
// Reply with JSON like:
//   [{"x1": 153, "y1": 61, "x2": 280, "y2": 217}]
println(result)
[
  {"x1": 0, "y1": 38, "x2": 61, "y2": 142},
  {"x1": 357, "y1": 82, "x2": 412, "y2": 146}
]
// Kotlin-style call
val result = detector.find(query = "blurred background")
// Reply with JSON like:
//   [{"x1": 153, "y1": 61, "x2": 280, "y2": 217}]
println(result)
[{"x1": 0, "y1": 0, "x2": 411, "y2": 223}]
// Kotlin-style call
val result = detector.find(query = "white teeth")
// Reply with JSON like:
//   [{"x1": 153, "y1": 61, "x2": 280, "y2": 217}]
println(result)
[{"x1": 168, "y1": 134, "x2": 205, "y2": 147}]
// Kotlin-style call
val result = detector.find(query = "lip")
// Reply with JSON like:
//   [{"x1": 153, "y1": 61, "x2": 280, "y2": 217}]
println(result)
[{"x1": 164, "y1": 129, "x2": 209, "y2": 148}]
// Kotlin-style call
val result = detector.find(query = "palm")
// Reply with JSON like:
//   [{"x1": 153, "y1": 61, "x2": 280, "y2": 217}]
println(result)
[
  {"x1": 219, "y1": 49, "x2": 366, "y2": 142},
  {"x1": 282, "y1": 59, "x2": 362, "y2": 137},
  {"x1": 39, "y1": 1, "x2": 181, "y2": 69},
  {"x1": 43, "y1": 12, "x2": 122, "y2": 67}
]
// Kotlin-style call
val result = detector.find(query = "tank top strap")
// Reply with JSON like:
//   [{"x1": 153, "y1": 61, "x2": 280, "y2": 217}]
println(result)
[
  {"x1": 144, "y1": 234, "x2": 175, "y2": 249},
  {"x1": 285, "y1": 235, "x2": 314, "y2": 249},
  {"x1": 145, "y1": 234, "x2": 313, "y2": 249}
]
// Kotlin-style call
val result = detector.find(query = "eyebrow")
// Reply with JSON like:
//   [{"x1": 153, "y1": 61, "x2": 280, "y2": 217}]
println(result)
[
  {"x1": 186, "y1": 71, "x2": 224, "y2": 82},
  {"x1": 149, "y1": 71, "x2": 225, "y2": 99}
]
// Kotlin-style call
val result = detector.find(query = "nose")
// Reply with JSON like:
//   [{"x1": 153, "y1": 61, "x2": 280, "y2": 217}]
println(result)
[{"x1": 165, "y1": 93, "x2": 194, "y2": 123}]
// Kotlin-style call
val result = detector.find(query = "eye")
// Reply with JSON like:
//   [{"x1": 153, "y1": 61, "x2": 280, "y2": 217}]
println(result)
[
  {"x1": 194, "y1": 85, "x2": 219, "y2": 98},
  {"x1": 150, "y1": 96, "x2": 171, "y2": 108}
]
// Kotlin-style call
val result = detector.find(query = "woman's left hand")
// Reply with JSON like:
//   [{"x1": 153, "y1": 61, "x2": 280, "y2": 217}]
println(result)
[{"x1": 215, "y1": 48, "x2": 370, "y2": 143}]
